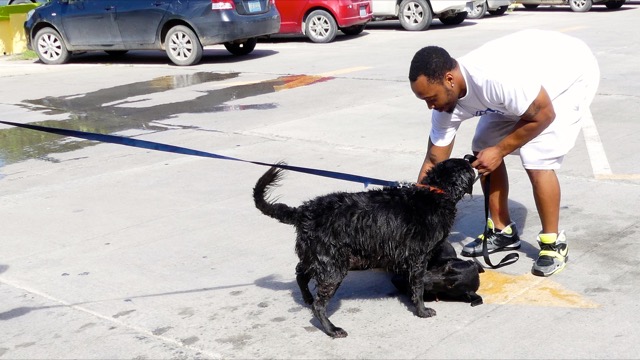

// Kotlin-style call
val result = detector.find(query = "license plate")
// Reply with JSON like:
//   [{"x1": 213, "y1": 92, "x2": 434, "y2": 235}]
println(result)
[
  {"x1": 248, "y1": 0, "x2": 261, "y2": 12},
  {"x1": 359, "y1": 5, "x2": 367, "y2": 17}
]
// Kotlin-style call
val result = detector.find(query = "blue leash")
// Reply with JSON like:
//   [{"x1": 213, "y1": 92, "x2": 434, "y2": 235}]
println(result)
[{"x1": 0, "y1": 120, "x2": 401, "y2": 188}]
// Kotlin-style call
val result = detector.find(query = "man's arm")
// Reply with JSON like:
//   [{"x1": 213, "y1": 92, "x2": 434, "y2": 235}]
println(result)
[
  {"x1": 417, "y1": 138, "x2": 454, "y2": 182},
  {"x1": 472, "y1": 86, "x2": 556, "y2": 174}
]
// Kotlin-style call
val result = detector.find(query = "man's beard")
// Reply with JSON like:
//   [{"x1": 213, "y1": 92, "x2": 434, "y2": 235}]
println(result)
[{"x1": 444, "y1": 86, "x2": 457, "y2": 114}]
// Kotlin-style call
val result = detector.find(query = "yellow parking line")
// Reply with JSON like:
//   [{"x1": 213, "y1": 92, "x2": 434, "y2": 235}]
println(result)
[
  {"x1": 208, "y1": 67, "x2": 372, "y2": 90},
  {"x1": 558, "y1": 26, "x2": 588, "y2": 33},
  {"x1": 274, "y1": 67, "x2": 372, "y2": 91},
  {"x1": 318, "y1": 66, "x2": 372, "y2": 77},
  {"x1": 596, "y1": 174, "x2": 640, "y2": 180}
]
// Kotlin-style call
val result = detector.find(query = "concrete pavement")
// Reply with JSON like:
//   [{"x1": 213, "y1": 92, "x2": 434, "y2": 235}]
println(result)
[{"x1": 1, "y1": 5, "x2": 640, "y2": 359}]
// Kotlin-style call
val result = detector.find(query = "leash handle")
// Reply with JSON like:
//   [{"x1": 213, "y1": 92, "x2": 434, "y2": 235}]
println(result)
[{"x1": 481, "y1": 173, "x2": 519, "y2": 269}]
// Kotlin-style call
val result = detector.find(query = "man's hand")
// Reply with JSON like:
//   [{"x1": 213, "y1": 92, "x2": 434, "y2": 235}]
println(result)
[{"x1": 472, "y1": 146, "x2": 505, "y2": 176}]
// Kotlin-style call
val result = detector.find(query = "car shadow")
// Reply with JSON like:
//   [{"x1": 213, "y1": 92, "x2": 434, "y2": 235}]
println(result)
[
  {"x1": 513, "y1": 4, "x2": 635, "y2": 12},
  {"x1": 364, "y1": 19, "x2": 477, "y2": 31},
  {"x1": 42, "y1": 48, "x2": 279, "y2": 66},
  {"x1": 259, "y1": 31, "x2": 370, "y2": 44}
]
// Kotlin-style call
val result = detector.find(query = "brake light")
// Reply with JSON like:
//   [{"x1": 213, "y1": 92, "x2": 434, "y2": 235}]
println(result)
[{"x1": 211, "y1": 0, "x2": 235, "y2": 10}]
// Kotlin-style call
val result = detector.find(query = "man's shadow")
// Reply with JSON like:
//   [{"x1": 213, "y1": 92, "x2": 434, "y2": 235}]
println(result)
[{"x1": 449, "y1": 194, "x2": 539, "y2": 259}]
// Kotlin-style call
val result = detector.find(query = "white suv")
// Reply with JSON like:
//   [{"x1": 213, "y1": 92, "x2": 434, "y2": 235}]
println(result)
[
  {"x1": 467, "y1": 0, "x2": 513, "y2": 19},
  {"x1": 371, "y1": 0, "x2": 479, "y2": 31}
]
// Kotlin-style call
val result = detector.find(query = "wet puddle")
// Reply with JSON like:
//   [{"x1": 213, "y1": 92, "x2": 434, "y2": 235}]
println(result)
[{"x1": 0, "y1": 71, "x2": 333, "y2": 170}]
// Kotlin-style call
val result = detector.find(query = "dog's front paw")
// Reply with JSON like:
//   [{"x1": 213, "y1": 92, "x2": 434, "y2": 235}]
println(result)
[
  {"x1": 328, "y1": 327, "x2": 348, "y2": 338},
  {"x1": 417, "y1": 307, "x2": 437, "y2": 318}
]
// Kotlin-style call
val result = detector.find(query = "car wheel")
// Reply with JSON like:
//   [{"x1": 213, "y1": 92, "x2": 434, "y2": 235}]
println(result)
[
  {"x1": 522, "y1": 4, "x2": 539, "y2": 8},
  {"x1": 224, "y1": 38, "x2": 257, "y2": 55},
  {"x1": 605, "y1": 0, "x2": 625, "y2": 8},
  {"x1": 569, "y1": 0, "x2": 592, "y2": 11},
  {"x1": 439, "y1": 11, "x2": 467, "y2": 25},
  {"x1": 305, "y1": 10, "x2": 337, "y2": 43},
  {"x1": 398, "y1": 0, "x2": 433, "y2": 31},
  {"x1": 467, "y1": 1, "x2": 487, "y2": 19},
  {"x1": 33, "y1": 27, "x2": 71, "y2": 65},
  {"x1": 488, "y1": 5, "x2": 509, "y2": 15},
  {"x1": 341, "y1": 24, "x2": 366, "y2": 36},
  {"x1": 165, "y1": 25, "x2": 203, "y2": 66},
  {"x1": 9, "y1": 0, "x2": 33, "y2": 3}
]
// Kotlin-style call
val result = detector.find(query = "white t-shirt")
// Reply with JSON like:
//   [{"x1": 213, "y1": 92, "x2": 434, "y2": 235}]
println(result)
[{"x1": 430, "y1": 29, "x2": 594, "y2": 147}]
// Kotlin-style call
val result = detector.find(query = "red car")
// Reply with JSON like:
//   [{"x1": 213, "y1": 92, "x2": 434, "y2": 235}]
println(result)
[{"x1": 276, "y1": 0, "x2": 372, "y2": 43}]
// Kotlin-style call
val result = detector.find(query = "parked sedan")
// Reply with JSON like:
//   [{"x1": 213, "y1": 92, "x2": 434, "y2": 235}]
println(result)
[
  {"x1": 276, "y1": 0, "x2": 372, "y2": 43},
  {"x1": 24, "y1": 0, "x2": 281, "y2": 66},
  {"x1": 516, "y1": 0, "x2": 625, "y2": 11}
]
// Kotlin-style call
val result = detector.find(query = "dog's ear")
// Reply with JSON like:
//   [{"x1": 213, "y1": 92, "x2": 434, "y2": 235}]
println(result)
[
  {"x1": 469, "y1": 260, "x2": 485, "y2": 273},
  {"x1": 468, "y1": 292, "x2": 483, "y2": 307}
]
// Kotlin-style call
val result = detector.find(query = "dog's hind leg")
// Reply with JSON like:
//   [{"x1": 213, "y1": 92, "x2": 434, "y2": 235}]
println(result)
[
  {"x1": 313, "y1": 281, "x2": 348, "y2": 338},
  {"x1": 295, "y1": 262, "x2": 314, "y2": 305}
]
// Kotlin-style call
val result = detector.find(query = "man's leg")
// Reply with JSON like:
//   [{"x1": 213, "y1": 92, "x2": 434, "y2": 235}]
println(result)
[
  {"x1": 525, "y1": 169, "x2": 560, "y2": 234},
  {"x1": 484, "y1": 160, "x2": 512, "y2": 230},
  {"x1": 526, "y1": 168, "x2": 568, "y2": 276},
  {"x1": 462, "y1": 158, "x2": 521, "y2": 257}
]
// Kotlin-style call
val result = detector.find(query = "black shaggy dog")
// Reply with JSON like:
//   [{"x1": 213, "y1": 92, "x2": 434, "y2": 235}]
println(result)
[{"x1": 253, "y1": 158, "x2": 476, "y2": 338}]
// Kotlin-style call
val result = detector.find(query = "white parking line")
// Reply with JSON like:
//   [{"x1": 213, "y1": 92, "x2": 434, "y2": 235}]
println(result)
[
  {"x1": 581, "y1": 111, "x2": 612, "y2": 177},
  {"x1": 582, "y1": 110, "x2": 640, "y2": 180}
]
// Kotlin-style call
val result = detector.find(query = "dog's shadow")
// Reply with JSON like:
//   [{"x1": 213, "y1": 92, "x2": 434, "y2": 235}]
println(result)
[
  {"x1": 255, "y1": 266, "x2": 480, "y2": 331},
  {"x1": 255, "y1": 271, "x2": 414, "y2": 325}
]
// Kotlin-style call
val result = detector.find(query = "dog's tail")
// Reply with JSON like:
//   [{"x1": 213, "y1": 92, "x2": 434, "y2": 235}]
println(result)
[{"x1": 253, "y1": 163, "x2": 299, "y2": 225}]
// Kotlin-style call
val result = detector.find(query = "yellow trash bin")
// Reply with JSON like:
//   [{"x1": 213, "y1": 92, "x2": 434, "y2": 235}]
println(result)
[{"x1": 0, "y1": 3, "x2": 40, "y2": 55}]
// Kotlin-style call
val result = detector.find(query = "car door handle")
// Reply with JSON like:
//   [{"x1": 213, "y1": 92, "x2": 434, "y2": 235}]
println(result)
[{"x1": 105, "y1": 6, "x2": 115, "y2": 10}]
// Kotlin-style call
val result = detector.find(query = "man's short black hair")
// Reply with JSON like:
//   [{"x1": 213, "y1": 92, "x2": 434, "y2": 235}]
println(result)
[{"x1": 409, "y1": 46, "x2": 457, "y2": 83}]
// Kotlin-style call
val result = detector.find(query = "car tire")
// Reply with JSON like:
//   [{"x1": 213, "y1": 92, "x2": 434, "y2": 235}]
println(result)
[
  {"x1": 522, "y1": 4, "x2": 539, "y2": 8},
  {"x1": 398, "y1": 0, "x2": 433, "y2": 31},
  {"x1": 224, "y1": 38, "x2": 257, "y2": 55},
  {"x1": 165, "y1": 25, "x2": 203, "y2": 66},
  {"x1": 604, "y1": 0, "x2": 625, "y2": 8},
  {"x1": 467, "y1": 1, "x2": 487, "y2": 19},
  {"x1": 341, "y1": 24, "x2": 366, "y2": 36},
  {"x1": 33, "y1": 27, "x2": 71, "y2": 65},
  {"x1": 439, "y1": 11, "x2": 467, "y2": 25},
  {"x1": 569, "y1": 0, "x2": 592, "y2": 11},
  {"x1": 488, "y1": 5, "x2": 509, "y2": 15},
  {"x1": 305, "y1": 10, "x2": 338, "y2": 43}
]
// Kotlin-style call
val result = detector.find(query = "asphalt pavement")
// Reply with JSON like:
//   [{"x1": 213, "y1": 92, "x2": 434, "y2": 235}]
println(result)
[{"x1": 1, "y1": 4, "x2": 639, "y2": 359}]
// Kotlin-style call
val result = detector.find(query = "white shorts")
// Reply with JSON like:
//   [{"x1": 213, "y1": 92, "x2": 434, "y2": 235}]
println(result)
[{"x1": 471, "y1": 57, "x2": 600, "y2": 170}]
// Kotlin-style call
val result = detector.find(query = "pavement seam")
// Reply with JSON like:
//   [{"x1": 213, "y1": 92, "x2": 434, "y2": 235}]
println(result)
[{"x1": 0, "y1": 277, "x2": 223, "y2": 359}]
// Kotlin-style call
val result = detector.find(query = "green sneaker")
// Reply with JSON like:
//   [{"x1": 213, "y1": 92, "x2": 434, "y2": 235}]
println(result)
[
  {"x1": 461, "y1": 218, "x2": 521, "y2": 257},
  {"x1": 531, "y1": 231, "x2": 569, "y2": 277}
]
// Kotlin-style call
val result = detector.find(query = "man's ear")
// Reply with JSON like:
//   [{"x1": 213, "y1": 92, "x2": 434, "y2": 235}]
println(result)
[{"x1": 445, "y1": 72, "x2": 455, "y2": 87}]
